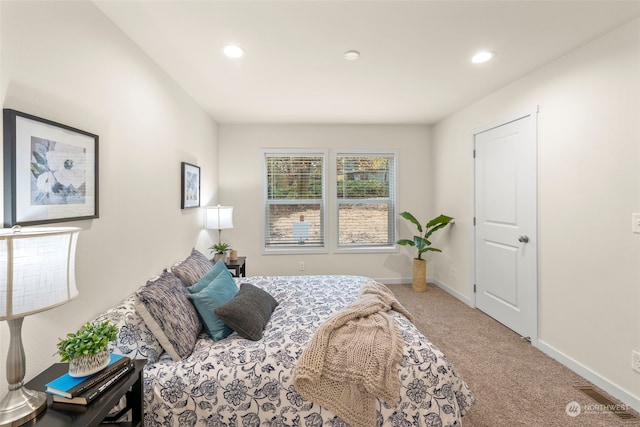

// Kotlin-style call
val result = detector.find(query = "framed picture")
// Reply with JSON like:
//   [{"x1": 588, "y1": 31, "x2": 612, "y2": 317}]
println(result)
[
  {"x1": 3, "y1": 109, "x2": 99, "y2": 226},
  {"x1": 181, "y1": 162, "x2": 200, "y2": 209}
]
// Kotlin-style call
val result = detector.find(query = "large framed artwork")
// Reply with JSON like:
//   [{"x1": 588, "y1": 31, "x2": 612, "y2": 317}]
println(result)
[
  {"x1": 3, "y1": 109, "x2": 99, "y2": 227},
  {"x1": 181, "y1": 162, "x2": 200, "y2": 209}
]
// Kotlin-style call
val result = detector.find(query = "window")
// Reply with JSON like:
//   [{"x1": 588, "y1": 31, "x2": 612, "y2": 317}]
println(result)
[
  {"x1": 263, "y1": 151, "x2": 326, "y2": 252},
  {"x1": 335, "y1": 152, "x2": 396, "y2": 250}
]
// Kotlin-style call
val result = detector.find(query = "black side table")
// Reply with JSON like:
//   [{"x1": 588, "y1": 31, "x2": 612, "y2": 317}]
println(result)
[
  {"x1": 225, "y1": 256, "x2": 246, "y2": 277},
  {"x1": 26, "y1": 358, "x2": 146, "y2": 427}
]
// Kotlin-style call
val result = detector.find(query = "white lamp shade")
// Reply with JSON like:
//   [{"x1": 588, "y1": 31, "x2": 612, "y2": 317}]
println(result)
[
  {"x1": 205, "y1": 206, "x2": 234, "y2": 230},
  {"x1": 0, "y1": 227, "x2": 80, "y2": 320}
]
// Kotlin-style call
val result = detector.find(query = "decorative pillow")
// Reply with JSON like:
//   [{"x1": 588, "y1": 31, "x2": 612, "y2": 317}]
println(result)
[
  {"x1": 134, "y1": 270, "x2": 202, "y2": 361},
  {"x1": 187, "y1": 268, "x2": 238, "y2": 341},
  {"x1": 188, "y1": 259, "x2": 228, "y2": 294},
  {"x1": 214, "y1": 283, "x2": 279, "y2": 341},
  {"x1": 170, "y1": 248, "x2": 213, "y2": 286},
  {"x1": 91, "y1": 294, "x2": 163, "y2": 364}
]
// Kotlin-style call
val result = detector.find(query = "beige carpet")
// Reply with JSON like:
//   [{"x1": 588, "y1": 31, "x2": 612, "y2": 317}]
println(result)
[{"x1": 388, "y1": 283, "x2": 640, "y2": 427}]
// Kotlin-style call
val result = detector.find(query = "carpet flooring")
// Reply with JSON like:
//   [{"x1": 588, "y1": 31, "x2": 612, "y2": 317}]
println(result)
[{"x1": 388, "y1": 283, "x2": 640, "y2": 427}]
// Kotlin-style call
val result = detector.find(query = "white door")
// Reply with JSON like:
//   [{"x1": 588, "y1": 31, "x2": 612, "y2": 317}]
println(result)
[{"x1": 474, "y1": 112, "x2": 537, "y2": 341}]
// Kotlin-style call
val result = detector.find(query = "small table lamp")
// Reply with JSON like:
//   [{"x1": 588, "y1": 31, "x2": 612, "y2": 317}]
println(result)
[
  {"x1": 0, "y1": 226, "x2": 81, "y2": 426},
  {"x1": 205, "y1": 205, "x2": 234, "y2": 245}
]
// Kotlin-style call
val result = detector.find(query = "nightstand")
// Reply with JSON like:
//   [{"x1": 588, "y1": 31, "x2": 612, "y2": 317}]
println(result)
[
  {"x1": 25, "y1": 359, "x2": 146, "y2": 427},
  {"x1": 225, "y1": 256, "x2": 246, "y2": 277}
]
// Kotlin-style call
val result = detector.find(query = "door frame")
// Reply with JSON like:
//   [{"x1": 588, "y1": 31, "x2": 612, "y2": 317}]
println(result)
[{"x1": 470, "y1": 106, "x2": 539, "y2": 346}]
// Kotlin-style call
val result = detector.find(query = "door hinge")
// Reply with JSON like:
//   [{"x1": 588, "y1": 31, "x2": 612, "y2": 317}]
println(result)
[
  {"x1": 473, "y1": 217, "x2": 476, "y2": 226},
  {"x1": 473, "y1": 284, "x2": 476, "y2": 293},
  {"x1": 473, "y1": 149, "x2": 476, "y2": 158}
]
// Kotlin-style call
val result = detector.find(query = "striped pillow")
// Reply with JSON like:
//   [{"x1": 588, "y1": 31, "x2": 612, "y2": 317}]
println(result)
[
  {"x1": 171, "y1": 248, "x2": 213, "y2": 286},
  {"x1": 134, "y1": 270, "x2": 202, "y2": 361}
]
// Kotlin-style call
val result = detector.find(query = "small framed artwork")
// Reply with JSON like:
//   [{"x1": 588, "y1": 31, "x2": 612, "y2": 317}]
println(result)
[
  {"x1": 3, "y1": 109, "x2": 99, "y2": 227},
  {"x1": 181, "y1": 162, "x2": 200, "y2": 209}
]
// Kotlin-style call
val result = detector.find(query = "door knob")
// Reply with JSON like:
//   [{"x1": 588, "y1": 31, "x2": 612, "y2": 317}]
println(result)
[{"x1": 518, "y1": 235, "x2": 529, "y2": 243}]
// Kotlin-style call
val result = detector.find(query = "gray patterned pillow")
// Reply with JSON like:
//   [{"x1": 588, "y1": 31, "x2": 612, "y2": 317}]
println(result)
[
  {"x1": 92, "y1": 294, "x2": 163, "y2": 364},
  {"x1": 134, "y1": 270, "x2": 202, "y2": 361},
  {"x1": 170, "y1": 248, "x2": 214, "y2": 286},
  {"x1": 214, "y1": 283, "x2": 279, "y2": 341}
]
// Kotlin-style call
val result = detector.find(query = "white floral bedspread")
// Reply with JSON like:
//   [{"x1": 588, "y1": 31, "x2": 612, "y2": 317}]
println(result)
[{"x1": 131, "y1": 275, "x2": 474, "y2": 426}]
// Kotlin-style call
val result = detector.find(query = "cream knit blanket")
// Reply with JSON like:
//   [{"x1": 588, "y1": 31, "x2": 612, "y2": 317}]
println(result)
[{"x1": 294, "y1": 282, "x2": 414, "y2": 427}]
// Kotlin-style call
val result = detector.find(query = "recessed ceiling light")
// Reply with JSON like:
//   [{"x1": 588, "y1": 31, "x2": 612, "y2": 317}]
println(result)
[
  {"x1": 223, "y1": 44, "x2": 245, "y2": 59},
  {"x1": 471, "y1": 51, "x2": 495, "y2": 64},
  {"x1": 343, "y1": 50, "x2": 360, "y2": 61}
]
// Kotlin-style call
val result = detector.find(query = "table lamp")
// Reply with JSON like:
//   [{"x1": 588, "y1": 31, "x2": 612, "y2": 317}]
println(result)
[
  {"x1": 0, "y1": 226, "x2": 80, "y2": 426},
  {"x1": 205, "y1": 205, "x2": 233, "y2": 244}
]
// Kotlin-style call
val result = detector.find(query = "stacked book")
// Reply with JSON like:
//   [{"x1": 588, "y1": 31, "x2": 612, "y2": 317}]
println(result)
[{"x1": 45, "y1": 354, "x2": 134, "y2": 405}]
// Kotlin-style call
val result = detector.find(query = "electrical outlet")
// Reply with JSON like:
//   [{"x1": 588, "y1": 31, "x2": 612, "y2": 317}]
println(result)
[
  {"x1": 298, "y1": 262, "x2": 305, "y2": 271},
  {"x1": 633, "y1": 350, "x2": 640, "y2": 373}
]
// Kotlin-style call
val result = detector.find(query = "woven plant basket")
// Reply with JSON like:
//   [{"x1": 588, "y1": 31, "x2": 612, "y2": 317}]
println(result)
[{"x1": 412, "y1": 258, "x2": 427, "y2": 292}]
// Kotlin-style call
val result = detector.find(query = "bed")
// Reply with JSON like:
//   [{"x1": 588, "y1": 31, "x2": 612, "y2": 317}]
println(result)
[{"x1": 94, "y1": 270, "x2": 474, "y2": 427}]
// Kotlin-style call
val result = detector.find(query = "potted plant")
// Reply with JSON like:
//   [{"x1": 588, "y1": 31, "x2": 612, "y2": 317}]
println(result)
[
  {"x1": 56, "y1": 320, "x2": 119, "y2": 377},
  {"x1": 209, "y1": 242, "x2": 231, "y2": 262},
  {"x1": 397, "y1": 212, "x2": 454, "y2": 292}
]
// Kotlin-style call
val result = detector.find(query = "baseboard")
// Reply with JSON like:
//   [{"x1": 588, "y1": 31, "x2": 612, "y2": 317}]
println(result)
[
  {"x1": 374, "y1": 277, "x2": 408, "y2": 285},
  {"x1": 429, "y1": 278, "x2": 473, "y2": 307},
  {"x1": 428, "y1": 278, "x2": 640, "y2": 413},
  {"x1": 537, "y1": 340, "x2": 640, "y2": 412},
  {"x1": 378, "y1": 276, "x2": 475, "y2": 306}
]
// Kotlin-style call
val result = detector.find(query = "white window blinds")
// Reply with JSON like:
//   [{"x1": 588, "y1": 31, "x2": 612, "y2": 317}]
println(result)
[
  {"x1": 264, "y1": 152, "x2": 325, "y2": 249},
  {"x1": 336, "y1": 153, "x2": 396, "y2": 248}
]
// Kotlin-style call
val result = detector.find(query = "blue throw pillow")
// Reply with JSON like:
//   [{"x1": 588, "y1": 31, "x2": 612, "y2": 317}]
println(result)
[
  {"x1": 187, "y1": 259, "x2": 228, "y2": 294},
  {"x1": 187, "y1": 268, "x2": 238, "y2": 340}
]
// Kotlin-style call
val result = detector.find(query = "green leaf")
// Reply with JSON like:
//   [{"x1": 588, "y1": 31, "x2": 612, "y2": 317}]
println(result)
[
  {"x1": 399, "y1": 211, "x2": 422, "y2": 233},
  {"x1": 396, "y1": 239, "x2": 415, "y2": 247},
  {"x1": 413, "y1": 236, "x2": 428, "y2": 250},
  {"x1": 424, "y1": 214, "x2": 454, "y2": 239}
]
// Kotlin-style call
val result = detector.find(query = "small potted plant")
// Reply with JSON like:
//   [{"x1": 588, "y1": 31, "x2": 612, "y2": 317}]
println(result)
[
  {"x1": 57, "y1": 320, "x2": 119, "y2": 377},
  {"x1": 397, "y1": 212, "x2": 454, "y2": 292},
  {"x1": 209, "y1": 242, "x2": 231, "y2": 262}
]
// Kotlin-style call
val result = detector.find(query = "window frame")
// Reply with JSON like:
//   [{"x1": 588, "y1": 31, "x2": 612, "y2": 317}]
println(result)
[
  {"x1": 261, "y1": 148, "x2": 329, "y2": 255},
  {"x1": 332, "y1": 150, "x2": 399, "y2": 254}
]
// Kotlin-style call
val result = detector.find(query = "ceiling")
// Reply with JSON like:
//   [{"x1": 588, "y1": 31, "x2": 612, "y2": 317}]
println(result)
[{"x1": 94, "y1": 1, "x2": 640, "y2": 124}]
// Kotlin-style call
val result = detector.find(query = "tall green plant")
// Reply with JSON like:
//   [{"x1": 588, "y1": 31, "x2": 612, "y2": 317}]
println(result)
[{"x1": 397, "y1": 212, "x2": 454, "y2": 260}]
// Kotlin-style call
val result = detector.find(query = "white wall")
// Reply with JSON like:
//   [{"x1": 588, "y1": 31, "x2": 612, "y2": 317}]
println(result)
[
  {"x1": 0, "y1": 1, "x2": 218, "y2": 389},
  {"x1": 218, "y1": 124, "x2": 434, "y2": 281},
  {"x1": 431, "y1": 18, "x2": 640, "y2": 409},
  {"x1": 3, "y1": 0, "x2": 636, "y2": 413}
]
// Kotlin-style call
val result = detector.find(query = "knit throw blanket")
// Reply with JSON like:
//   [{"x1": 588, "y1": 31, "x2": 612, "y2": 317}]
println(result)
[{"x1": 294, "y1": 282, "x2": 414, "y2": 427}]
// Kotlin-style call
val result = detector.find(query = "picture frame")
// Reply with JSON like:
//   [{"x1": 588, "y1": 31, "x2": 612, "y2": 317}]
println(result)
[
  {"x1": 3, "y1": 109, "x2": 99, "y2": 227},
  {"x1": 181, "y1": 162, "x2": 200, "y2": 209}
]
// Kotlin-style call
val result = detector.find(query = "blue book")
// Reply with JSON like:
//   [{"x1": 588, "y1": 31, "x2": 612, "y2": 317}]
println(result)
[
  {"x1": 51, "y1": 360, "x2": 135, "y2": 405},
  {"x1": 45, "y1": 353, "x2": 131, "y2": 398}
]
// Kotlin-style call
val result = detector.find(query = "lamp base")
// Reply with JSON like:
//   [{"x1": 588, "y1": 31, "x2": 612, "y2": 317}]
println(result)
[{"x1": 0, "y1": 386, "x2": 47, "y2": 427}]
